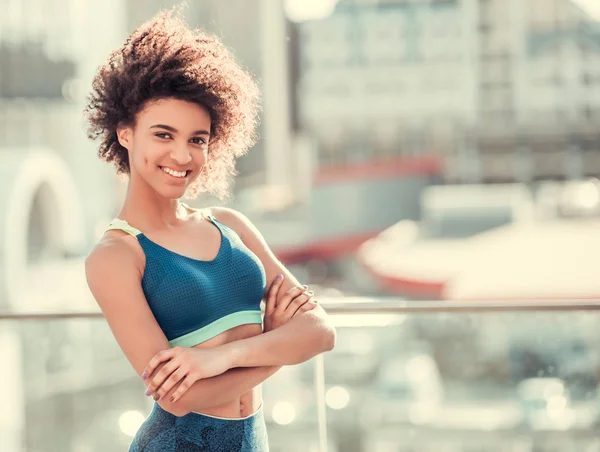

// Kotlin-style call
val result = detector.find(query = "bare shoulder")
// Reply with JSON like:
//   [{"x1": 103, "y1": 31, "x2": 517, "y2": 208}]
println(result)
[
  {"x1": 85, "y1": 232, "x2": 144, "y2": 282},
  {"x1": 208, "y1": 206, "x2": 257, "y2": 239}
]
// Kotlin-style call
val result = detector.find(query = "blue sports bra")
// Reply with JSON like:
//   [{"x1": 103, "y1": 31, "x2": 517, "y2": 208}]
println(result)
[{"x1": 106, "y1": 208, "x2": 267, "y2": 347}]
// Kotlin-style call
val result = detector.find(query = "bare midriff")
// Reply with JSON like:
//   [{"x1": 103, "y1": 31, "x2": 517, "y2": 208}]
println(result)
[{"x1": 189, "y1": 322, "x2": 264, "y2": 418}]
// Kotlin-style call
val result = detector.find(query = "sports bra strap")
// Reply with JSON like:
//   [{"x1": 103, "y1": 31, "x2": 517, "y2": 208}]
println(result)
[
  {"x1": 105, "y1": 218, "x2": 143, "y2": 237},
  {"x1": 181, "y1": 202, "x2": 216, "y2": 224},
  {"x1": 105, "y1": 204, "x2": 213, "y2": 237}
]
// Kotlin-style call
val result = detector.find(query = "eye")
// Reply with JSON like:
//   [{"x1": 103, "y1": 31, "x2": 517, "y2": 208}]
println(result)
[
  {"x1": 190, "y1": 137, "x2": 207, "y2": 145},
  {"x1": 155, "y1": 132, "x2": 172, "y2": 140}
]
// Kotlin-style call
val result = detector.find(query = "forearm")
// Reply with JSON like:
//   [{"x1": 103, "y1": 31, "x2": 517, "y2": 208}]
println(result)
[
  {"x1": 225, "y1": 309, "x2": 336, "y2": 368},
  {"x1": 160, "y1": 364, "x2": 280, "y2": 416}
]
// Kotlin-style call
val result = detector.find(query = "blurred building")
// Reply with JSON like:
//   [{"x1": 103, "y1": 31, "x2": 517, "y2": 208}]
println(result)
[
  {"x1": 0, "y1": 0, "x2": 129, "y2": 306},
  {"x1": 0, "y1": 2, "x2": 130, "y2": 450},
  {"x1": 294, "y1": 0, "x2": 600, "y2": 182},
  {"x1": 297, "y1": 0, "x2": 470, "y2": 163}
]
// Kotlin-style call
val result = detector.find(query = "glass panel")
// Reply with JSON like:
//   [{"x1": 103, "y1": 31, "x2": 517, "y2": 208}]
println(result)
[
  {"x1": 4, "y1": 307, "x2": 600, "y2": 452},
  {"x1": 262, "y1": 360, "x2": 324, "y2": 452},
  {"x1": 324, "y1": 311, "x2": 600, "y2": 452},
  {"x1": 0, "y1": 317, "x2": 321, "y2": 452},
  {"x1": 1, "y1": 318, "x2": 150, "y2": 452}
]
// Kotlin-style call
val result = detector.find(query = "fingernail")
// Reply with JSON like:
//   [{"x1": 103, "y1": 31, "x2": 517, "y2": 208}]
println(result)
[
  {"x1": 145, "y1": 388, "x2": 152, "y2": 396},
  {"x1": 276, "y1": 274, "x2": 283, "y2": 280},
  {"x1": 142, "y1": 371, "x2": 147, "y2": 379},
  {"x1": 302, "y1": 285, "x2": 308, "y2": 289},
  {"x1": 153, "y1": 394, "x2": 160, "y2": 401},
  {"x1": 307, "y1": 290, "x2": 314, "y2": 296},
  {"x1": 170, "y1": 396, "x2": 175, "y2": 403}
]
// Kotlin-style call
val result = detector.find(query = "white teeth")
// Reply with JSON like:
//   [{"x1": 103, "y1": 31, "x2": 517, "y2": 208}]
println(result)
[{"x1": 161, "y1": 167, "x2": 187, "y2": 178}]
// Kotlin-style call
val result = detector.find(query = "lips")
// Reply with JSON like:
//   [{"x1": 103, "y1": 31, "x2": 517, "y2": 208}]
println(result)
[{"x1": 159, "y1": 166, "x2": 190, "y2": 178}]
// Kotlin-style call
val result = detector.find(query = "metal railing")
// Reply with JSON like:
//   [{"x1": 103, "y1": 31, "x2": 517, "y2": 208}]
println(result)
[
  {"x1": 4, "y1": 298, "x2": 600, "y2": 321},
  {"x1": 3, "y1": 297, "x2": 600, "y2": 452}
]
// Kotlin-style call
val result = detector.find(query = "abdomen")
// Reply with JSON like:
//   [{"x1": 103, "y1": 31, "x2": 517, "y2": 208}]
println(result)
[{"x1": 189, "y1": 323, "x2": 264, "y2": 418}]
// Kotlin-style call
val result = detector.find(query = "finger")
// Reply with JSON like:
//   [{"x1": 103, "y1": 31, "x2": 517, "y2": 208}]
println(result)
[
  {"x1": 275, "y1": 286, "x2": 307, "y2": 314},
  {"x1": 286, "y1": 291, "x2": 314, "y2": 312},
  {"x1": 299, "y1": 299, "x2": 318, "y2": 313},
  {"x1": 169, "y1": 373, "x2": 199, "y2": 404},
  {"x1": 143, "y1": 348, "x2": 178, "y2": 380},
  {"x1": 266, "y1": 274, "x2": 284, "y2": 316},
  {"x1": 147, "y1": 359, "x2": 181, "y2": 398},
  {"x1": 285, "y1": 291, "x2": 314, "y2": 317},
  {"x1": 155, "y1": 368, "x2": 189, "y2": 401}
]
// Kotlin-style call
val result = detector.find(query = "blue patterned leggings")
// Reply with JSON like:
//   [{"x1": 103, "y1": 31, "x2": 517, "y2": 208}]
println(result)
[{"x1": 128, "y1": 402, "x2": 269, "y2": 451}]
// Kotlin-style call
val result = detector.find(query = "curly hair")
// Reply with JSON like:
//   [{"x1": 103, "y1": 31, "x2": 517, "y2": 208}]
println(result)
[{"x1": 84, "y1": 9, "x2": 261, "y2": 199}]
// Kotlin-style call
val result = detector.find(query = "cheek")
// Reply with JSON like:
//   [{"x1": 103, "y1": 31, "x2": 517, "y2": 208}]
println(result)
[
  {"x1": 136, "y1": 141, "x2": 159, "y2": 167},
  {"x1": 132, "y1": 149, "x2": 150, "y2": 168},
  {"x1": 130, "y1": 142, "x2": 159, "y2": 173},
  {"x1": 192, "y1": 149, "x2": 207, "y2": 168}
]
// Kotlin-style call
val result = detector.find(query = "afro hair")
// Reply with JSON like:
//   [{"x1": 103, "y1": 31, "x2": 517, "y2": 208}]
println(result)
[{"x1": 84, "y1": 8, "x2": 261, "y2": 199}]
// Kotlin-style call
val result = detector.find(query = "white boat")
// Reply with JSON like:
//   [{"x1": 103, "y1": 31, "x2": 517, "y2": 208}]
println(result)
[{"x1": 358, "y1": 180, "x2": 600, "y2": 300}]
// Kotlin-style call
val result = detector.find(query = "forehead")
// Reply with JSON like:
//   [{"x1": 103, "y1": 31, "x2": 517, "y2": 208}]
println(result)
[{"x1": 137, "y1": 98, "x2": 211, "y2": 129}]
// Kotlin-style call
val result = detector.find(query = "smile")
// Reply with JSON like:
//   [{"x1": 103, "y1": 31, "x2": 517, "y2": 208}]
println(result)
[{"x1": 159, "y1": 166, "x2": 190, "y2": 178}]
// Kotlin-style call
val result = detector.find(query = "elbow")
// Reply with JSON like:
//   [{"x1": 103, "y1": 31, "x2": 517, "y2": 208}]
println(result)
[
  {"x1": 322, "y1": 324, "x2": 336, "y2": 353},
  {"x1": 306, "y1": 323, "x2": 336, "y2": 359},
  {"x1": 157, "y1": 398, "x2": 190, "y2": 418},
  {"x1": 290, "y1": 328, "x2": 335, "y2": 365},
  {"x1": 288, "y1": 314, "x2": 336, "y2": 364},
  {"x1": 158, "y1": 392, "x2": 219, "y2": 417},
  {"x1": 306, "y1": 308, "x2": 336, "y2": 353},
  {"x1": 309, "y1": 317, "x2": 336, "y2": 356},
  {"x1": 300, "y1": 326, "x2": 335, "y2": 363}
]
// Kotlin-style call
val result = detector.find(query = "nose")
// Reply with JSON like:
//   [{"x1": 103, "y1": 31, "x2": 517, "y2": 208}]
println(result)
[{"x1": 169, "y1": 143, "x2": 192, "y2": 166}]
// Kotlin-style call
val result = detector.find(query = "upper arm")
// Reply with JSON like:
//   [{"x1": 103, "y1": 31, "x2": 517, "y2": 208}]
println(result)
[
  {"x1": 85, "y1": 237, "x2": 171, "y2": 380},
  {"x1": 211, "y1": 207, "x2": 303, "y2": 297}
]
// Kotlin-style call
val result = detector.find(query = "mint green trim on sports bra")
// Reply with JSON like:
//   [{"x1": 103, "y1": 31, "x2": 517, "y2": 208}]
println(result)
[
  {"x1": 168, "y1": 310, "x2": 263, "y2": 347},
  {"x1": 105, "y1": 218, "x2": 143, "y2": 236}
]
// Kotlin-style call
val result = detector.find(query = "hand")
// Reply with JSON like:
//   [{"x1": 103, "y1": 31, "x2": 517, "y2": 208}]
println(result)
[
  {"x1": 263, "y1": 274, "x2": 318, "y2": 333},
  {"x1": 143, "y1": 346, "x2": 233, "y2": 404}
]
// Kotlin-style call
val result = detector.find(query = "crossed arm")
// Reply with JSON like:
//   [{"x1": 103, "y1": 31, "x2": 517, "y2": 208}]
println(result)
[
  {"x1": 143, "y1": 278, "x2": 332, "y2": 403},
  {"x1": 85, "y1": 207, "x2": 336, "y2": 417}
]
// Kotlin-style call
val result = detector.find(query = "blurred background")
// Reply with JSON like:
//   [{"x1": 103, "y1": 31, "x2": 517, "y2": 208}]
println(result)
[{"x1": 1, "y1": 0, "x2": 600, "y2": 450}]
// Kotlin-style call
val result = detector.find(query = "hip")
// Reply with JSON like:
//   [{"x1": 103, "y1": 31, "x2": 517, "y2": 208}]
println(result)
[{"x1": 128, "y1": 401, "x2": 269, "y2": 452}]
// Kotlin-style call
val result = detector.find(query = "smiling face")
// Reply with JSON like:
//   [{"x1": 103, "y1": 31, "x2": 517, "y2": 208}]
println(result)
[{"x1": 117, "y1": 97, "x2": 211, "y2": 199}]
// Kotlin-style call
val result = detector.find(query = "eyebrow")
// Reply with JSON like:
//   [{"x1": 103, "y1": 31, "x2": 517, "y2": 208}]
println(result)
[{"x1": 150, "y1": 124, "x2": 210, "y2": 135}]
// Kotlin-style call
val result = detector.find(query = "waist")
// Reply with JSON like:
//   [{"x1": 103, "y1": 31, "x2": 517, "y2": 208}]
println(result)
[
  {"x1": 190, "y1": 402, "x2": 264, "y2": 421},
  {"x1": 188, "y1": 386, "x2": 263, "y2": 419},
  {"x1": 152, "y1": 398, "x2": 264, "y2": 423}
]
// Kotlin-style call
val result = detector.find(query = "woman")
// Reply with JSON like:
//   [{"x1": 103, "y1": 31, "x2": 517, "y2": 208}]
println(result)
[{"x1": 84, "y1": 10, "x2": 336, "y2": 451}]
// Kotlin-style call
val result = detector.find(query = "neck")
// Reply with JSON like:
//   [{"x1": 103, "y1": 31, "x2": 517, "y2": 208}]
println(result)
[{"x1": 118, "y1": 172, "x2": 188, "y2": 232}]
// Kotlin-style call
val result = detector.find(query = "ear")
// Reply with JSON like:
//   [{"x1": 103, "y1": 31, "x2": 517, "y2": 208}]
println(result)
[{"x1": 116, "y1": 124, "x2": 132, "y2": 150}]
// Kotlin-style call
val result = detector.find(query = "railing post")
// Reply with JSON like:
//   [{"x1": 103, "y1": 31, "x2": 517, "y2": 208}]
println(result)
[{"x1": 314, "y1": 353, "x2": 328, "y2": 452}]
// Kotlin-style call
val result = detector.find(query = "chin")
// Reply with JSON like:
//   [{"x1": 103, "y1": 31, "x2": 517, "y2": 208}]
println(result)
[
  {"x1": 163, "y1": 188, "x2": 188, "y2": 200},
  {"x1": 150, "y1": 184, "x2": 186, "y2": 200}
]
